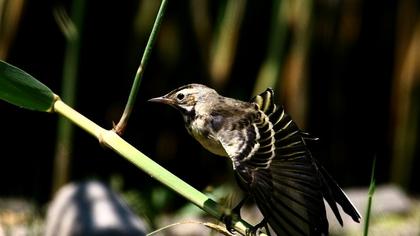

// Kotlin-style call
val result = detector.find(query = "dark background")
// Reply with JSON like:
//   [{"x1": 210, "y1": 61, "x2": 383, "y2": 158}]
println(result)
[{"x1": 0, "y1": 0, "x2": 419, "y2": 216}]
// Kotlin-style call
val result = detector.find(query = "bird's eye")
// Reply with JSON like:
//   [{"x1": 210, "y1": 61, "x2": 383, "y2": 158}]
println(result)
[{"x1": 176, "y1": 93, "x2": 185, "y2": 101}]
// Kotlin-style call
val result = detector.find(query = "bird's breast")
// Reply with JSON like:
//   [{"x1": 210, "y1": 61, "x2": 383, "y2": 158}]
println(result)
[{"x1": 186, "y1": 116, "x2": 228, "y2": 157}]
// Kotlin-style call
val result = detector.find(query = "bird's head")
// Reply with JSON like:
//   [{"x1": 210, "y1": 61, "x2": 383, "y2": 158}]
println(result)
[{"x1": 149, "y1": 84, "x2": 218, "y2": 120}]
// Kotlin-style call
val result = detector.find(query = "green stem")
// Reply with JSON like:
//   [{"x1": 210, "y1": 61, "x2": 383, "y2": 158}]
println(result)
[
  {"x1": 363, "y1": 157, "x2": 376, "y2": 236},
  {"x1": 114, "y1": 0, "x2": 168, "y2": 135},
  {"x1": 53, "y1": 98, "x2": 265, "y2": 236}
]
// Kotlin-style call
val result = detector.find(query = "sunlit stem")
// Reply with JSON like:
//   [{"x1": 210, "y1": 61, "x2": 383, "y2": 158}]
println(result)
[{"x1": 114, "y1": 0, "x2": 168, "y2": 135}]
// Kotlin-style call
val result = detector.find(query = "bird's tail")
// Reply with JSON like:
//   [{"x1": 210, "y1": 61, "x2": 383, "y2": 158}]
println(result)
[
  {"x1": 315, "y1": 159, "x2": 362, "y2": 225},
  {"x1": 251, "y1": 157, "x2": 330, "y2": 235}
]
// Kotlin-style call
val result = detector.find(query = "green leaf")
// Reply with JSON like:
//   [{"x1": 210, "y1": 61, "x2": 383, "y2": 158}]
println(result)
[{"x1": 0, "y1": 60, "x2": 55, "y2": 112}]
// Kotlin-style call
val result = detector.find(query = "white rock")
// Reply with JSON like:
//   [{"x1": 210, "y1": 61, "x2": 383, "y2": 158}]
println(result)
[{"x1": 45, "y1": 181, "x2": 147, "y2": 236}]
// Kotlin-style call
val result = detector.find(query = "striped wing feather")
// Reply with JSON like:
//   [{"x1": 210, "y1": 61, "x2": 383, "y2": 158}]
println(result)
[{"x1": 218, "y1": 88, "x2": 360, "y2": 235}]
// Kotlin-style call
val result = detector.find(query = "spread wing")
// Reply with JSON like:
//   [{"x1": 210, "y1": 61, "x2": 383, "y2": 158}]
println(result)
[{"x1": 216, "y1": 88, "x2": 361, "y2": 235}]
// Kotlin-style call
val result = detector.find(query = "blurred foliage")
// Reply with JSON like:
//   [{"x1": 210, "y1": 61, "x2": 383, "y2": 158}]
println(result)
[
  {"x1": 390, "y1": 0, "x2": 420, "y2": 189},
  {"x1": 0, "y1": 198, "x2": 44, "y2": 235},
  {"x1": 0, "y1": 0, "x2": 419, "y2": 229},
  {"x1": 0, "y1": 0, "x2": 24, "y2": 59},
  {"x1": 51, "y1": 0, "x2": 86, "y2": 195}
]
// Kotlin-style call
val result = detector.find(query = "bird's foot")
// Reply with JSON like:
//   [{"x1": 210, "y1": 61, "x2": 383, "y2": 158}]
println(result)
[
  {"x1": 220, "y1": 196, "x2": 248, "y2": 233},
  {"x1": 220, "y1": 208, "x2": 237, "y2": 233},
  {"x1": 246, "y1": 219, "x2": 270, "y2": 236}
]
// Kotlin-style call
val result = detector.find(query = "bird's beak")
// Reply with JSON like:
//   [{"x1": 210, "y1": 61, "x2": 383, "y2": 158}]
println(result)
[{"x1": 148, "y1": 96, "x2": 174, "y2": 105}]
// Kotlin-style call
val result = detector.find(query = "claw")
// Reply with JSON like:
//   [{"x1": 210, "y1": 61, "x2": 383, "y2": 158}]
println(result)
[
  {"x1": 246, "y1": 219, "x2": 270, "y2": 236},
  {"x1": 221, "y1": 196, "x2": 252, "y2": 234},
  {"x1": 221, "y1": 196, "x2": 248, "y2": 233},
  {"x1": 220, "y1": 208, "x2": 235, "y2": 233}
]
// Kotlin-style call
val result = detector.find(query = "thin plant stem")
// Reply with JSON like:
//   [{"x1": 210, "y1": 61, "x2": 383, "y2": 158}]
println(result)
[
  {"x1": 114, "y1": 0, "x2": 168, "y2": 135},
  {"x1": 363, "y1": 157, "x2": 376, "y2": 236},
  {"x1": 147, "y1": 220, "x2": 235, "y2": 236}
]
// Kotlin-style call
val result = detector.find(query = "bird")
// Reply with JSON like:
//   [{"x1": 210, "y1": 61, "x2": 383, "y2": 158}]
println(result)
[{"x1": 149, "y1": 83, "x2": 361, "y2": 235}]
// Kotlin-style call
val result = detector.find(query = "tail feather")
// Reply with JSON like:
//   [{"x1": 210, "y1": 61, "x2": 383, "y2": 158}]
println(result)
[
  {"x1": 251, "y1": 158, "x2": 330, "y2": 236},
  {"x1": 254, "y1": 184, "x2": 313, "y2": 235},
  {"x1": 315, "y1": 159, "x2": 362, "y2": 224}
]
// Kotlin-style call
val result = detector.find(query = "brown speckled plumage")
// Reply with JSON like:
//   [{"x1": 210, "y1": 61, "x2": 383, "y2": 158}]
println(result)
[{"x1": 149, "y1": 84, "x2": 361, "y2": 235}]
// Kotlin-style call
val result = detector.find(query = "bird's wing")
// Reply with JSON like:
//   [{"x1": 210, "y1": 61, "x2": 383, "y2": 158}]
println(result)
[{"x1": 216, "y1": 88, "x2": 360, "y2": 235}]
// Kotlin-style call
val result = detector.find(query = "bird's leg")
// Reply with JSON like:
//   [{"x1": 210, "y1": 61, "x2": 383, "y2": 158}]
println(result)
[
  {"x1": 220, "y1": 196, "x2": 249, "y2": 233},
  {"x1": 232, "y1": 195, "x2": 248, "y2": 216},
  {"x1": 246, "y1": 219, "x2": 270, "y2": 236}
]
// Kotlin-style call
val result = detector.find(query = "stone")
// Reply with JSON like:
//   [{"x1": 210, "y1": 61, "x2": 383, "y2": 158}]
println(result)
[{"x1": 45, "y1": 181, "x2": 147, "y2": 236}]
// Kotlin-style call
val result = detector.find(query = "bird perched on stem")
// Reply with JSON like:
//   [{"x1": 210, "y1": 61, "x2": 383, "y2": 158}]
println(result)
[{"x1": 149, "y1": 84, "x2": 361, "y2": 235}]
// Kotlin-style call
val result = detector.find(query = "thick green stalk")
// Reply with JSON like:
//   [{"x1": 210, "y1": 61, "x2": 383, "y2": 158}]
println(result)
[
  {"x1": 53, "y1": 98, "x2": 266, "y2": 236},
  {"x1": 114, "y1": 0, "x2": 168, "y2": 135}
]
